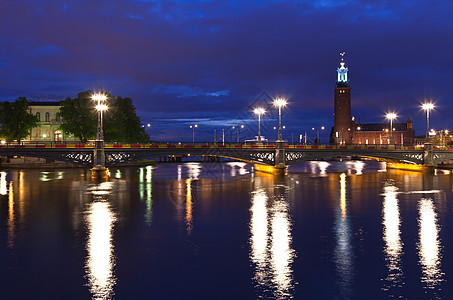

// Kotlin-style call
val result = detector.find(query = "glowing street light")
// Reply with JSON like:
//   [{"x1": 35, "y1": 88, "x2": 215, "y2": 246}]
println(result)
[
  {"x1": 92, "y1": 92, "x2": 108, "y2": 141},
  {"x1": 190, "y1": 124, "x2": 198, "y2": 144},
  {"x1": 273, "y1": 96, "x2": 287, "y2": 142},
  {"x1": 422, "y1": 102, "x2": 435, "y2": 142},
  {"x1": 91, "y1": 90, "x2": 108, "y2": 170},
  {"x1": 254, "y1": 107, "x2": 265, "y2": 143},
  {"x1": 386, "y1": 113, "x2": 397, "y2": 145},
  {"x1": 312, "y1": 126, "x2": 325, "y2": 144}
]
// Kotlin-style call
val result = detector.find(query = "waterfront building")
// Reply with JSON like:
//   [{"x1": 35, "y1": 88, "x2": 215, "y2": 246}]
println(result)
[
  {"x1": 27, "y1": 100, "x2": 77, "y2": 142},
  {"x1": 352, "y1": 116, "x2": 415, "y2": 145},
  {"x1": 333, "y1": 54, "x2": 415, "y2": 145}
]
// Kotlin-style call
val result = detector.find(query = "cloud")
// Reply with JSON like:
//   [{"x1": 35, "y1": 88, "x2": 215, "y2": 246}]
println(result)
[{"x1": 0, "y1": 0, "x2": 452, "y2": 140}]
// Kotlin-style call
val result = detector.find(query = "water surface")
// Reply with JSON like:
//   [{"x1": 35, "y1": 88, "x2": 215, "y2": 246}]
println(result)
[{"x1": 1, "y1": 161, "x2": 453, "y2": 299}]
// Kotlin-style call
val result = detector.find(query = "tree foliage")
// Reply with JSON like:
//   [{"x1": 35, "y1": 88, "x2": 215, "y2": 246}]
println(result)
[
  {"x1": 104, "y1": 96, "x2": 149, "y2": 143},
  {"x1": 0, "y1": 97, "x2": 39, "y2": 143},
  {"x1": 57, "y1": 91, "x2": 97, "y2": 143},
  {"x1": 58, "y1": 91, "x2": 149, "y2": 143}
]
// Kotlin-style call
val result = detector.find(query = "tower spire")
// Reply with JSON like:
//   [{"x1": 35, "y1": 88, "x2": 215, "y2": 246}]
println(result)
[{"x1": 337, "y1": 52, "x2": 349, "y2": 86}]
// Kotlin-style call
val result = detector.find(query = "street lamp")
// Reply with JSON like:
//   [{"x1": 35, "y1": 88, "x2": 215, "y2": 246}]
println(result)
[
  {"x1": 92, "y1": 92, "x2": 108, "y2": 141},
  {"x1": 386, "y1": 113, "x2": 397, "y2": 145},
  {"x1": 91, "y1": 91, "x2": 108, "y2": 170},
  {"x1": 254, "y1": 107, "x2": 265, "y2": 143},
  {"x1": 422, "y1": 102, "x2": 434, "y2": 142},
  {"x1": 190, "y1": 124, "x2": 198, "y2": 144},
  {"x1": 312, "y1": 126, "x2": 325, "y2": 144},
  {"x1": 237, "y1": 124, "x2": 244, "y2": 143},
  {"x1": 273, "y1": 97, "x2": 287, "y2": 142}
]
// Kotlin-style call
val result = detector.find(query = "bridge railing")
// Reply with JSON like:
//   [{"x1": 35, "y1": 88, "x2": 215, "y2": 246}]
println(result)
[{"x1": 0, "y1": 141, "x2": 451, "y2": 151}]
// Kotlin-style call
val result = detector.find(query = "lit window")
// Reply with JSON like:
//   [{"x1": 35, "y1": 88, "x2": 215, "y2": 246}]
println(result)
[
  {"x1": 36, "y1": 112, "x2": 40, "y2": 121},
  {"x1": 45, "y1": 112, "x2": 50, "y2": 122}
]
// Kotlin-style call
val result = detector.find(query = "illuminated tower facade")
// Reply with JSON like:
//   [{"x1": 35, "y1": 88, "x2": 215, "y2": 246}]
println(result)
[{"x1": 334, "y1": 53, "x2": 352, "y2": 144}]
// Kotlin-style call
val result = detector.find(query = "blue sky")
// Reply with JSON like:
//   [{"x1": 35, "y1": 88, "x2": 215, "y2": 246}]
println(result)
[{"x1": 1, "y1": 0, "x2": 452, "y2": 142}]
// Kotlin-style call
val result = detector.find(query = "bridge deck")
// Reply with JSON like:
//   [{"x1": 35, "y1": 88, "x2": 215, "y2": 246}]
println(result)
[{"x1": 0, "y1": 143, "x2": 450, "y2": 151}]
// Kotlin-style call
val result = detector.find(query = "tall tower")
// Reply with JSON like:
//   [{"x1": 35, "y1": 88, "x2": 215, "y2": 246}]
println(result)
[{"x1": 334, "y1": 53, "x2": 352, "y2": 144}]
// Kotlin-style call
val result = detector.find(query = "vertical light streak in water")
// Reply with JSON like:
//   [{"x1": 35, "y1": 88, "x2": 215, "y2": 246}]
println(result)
[
  {"x1": 86, "y1": 199, "x2": 116, "y2": 299},
  {"x1": 139, "y1": 167, "x2": 145, "y2": 200},
  {"x1": 334, "y1": 173, "x2": 353, "y2": 298},
  {"x1": 8, "y1": 181, "x2": 15, "y2": 248},
  {"x1": 250, "y1": 185, "x2": 295, "y2": 299},
  {"x1": 174, "y1": 166, "x2": 184, "y2": 222},
  {"x1": 1, "y1": 171, "x2": 7, "y2": 195},
  {"x1": 18, "y1": 171, "x2": 24, "y2": 218},
  {"x1": 145, "y1": 166, "x2": 153, "y2": 226},
  {"x1": 270, "y1": 197, "x2": 295, "y2": 298},
  {"x1": 186, "y1": 179, "x2": 193, "y2": 235},
  {"x1": 382, "y1": 183, "x2": 403, "y2": 291},
  {"x1": 340, "y1": 173, "x2": 346, "y2": 220},
  {"x1": 250, "y1": 190, "x2": 268, "y2": 286},
  {"x1": 418, "y1": 197, "x2": 443, "y2": 288}
]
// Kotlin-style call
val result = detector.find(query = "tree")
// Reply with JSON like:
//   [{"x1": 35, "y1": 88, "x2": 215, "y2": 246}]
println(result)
[
  {"x1": 57, "y1": 91, "x2": 97, "y2": 143},
  {"x1": 0, "y1": 97, "x2": 39, "y2": 143},
  {"x1": 58, "y1": 91, "x2": 149, "y2": 143},
  {"x1": 104, "y1": 96, "x2": 149, "y2": 143},
  {"x1": 329, "y1": 127, "x2": 335, "y2": 145}
]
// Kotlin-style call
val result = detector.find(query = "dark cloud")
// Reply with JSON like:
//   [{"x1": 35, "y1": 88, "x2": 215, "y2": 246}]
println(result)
[{"x1": 1, "y1": 0, "x2": 452, "y2": 141}]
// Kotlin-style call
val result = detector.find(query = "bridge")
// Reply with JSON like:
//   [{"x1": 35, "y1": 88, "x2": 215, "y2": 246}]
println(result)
[{"x1": 1, "y1": 142, "x2": 452, "y2": 173}]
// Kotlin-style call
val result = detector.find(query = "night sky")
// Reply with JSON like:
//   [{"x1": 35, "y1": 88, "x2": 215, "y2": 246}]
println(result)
[{"x1": 1, "y1": 0, "x2": 452, "y2": 142}]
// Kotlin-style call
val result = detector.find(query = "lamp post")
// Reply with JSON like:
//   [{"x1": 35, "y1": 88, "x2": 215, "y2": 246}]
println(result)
[
  {"x1": 386, "y1": 113, "x2": 397, "y2": 145},
  {"x1": 237, "y1": 125, "x2": 244, "y2": 143},
  {"x1": 92, "y1": 92, "x2": 108, "y2": 141},
  {"x1": 91, "y1": 91, "x2": 108, "y2": 172},
  {"x1": 273, "y1": 97, "x2": 287, "y2": 142},
  {"x1": 190, "y1": 124, "x2": 198, "y2": 144},
  {"x1": 253, "y1": 108, "x2": 265, "y2": 144},
  {"x1": 422, "y1": 102, "x2": 434, "y2": 142},
  {"x1": 312, "y1": 126, "x2": 325, "y2": 144}
]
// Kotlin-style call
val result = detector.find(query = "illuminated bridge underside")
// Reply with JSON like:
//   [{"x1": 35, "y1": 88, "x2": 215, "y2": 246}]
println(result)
[{"x1": 3, "y1": 147, "x2": 453, "y2": 167}]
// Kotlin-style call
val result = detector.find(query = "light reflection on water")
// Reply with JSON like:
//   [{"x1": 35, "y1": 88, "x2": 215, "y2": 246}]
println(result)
[
  {"x1": 8, "y1": 177, "x2": 15, "y2": 249},
  {"x1": 85, "y1": 183, "x2": 117, "y2": 300},
  {"x1": 381, "y1": 181, "x2": 403, "y2": 292},
  {"x1": 138, "y1": 166, "x2": 153, "y2": 226},
  {"x1": 186, "y1": 178, "x2": 193, "y2": 235},
  {"x1": 334, "y1": 173, "x2": 354, "y2": 298},
  {"x1": 249, "y1": 176, "x2": 295, "y2": 299},
  {"x1": 2, "y1": 164, "x2": 453, "y2": 299},
  {"x1": 418, "y1": 197, "x2": 444, "y2": 288}
]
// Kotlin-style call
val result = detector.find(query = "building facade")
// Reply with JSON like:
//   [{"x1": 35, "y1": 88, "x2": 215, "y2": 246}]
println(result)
[
  {"x1": 333, "y1": 54, "x2": 415, "y2": 145},
  {"x1": 352, "y1": 117, "x2": 415, "y2": 145},
  {"x1": 27, "y1": 101, "x2": 77, "y2": 142}
]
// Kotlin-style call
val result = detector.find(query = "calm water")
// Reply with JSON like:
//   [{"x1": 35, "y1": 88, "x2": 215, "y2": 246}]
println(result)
[{"x1": 1, "y1": 161, "x2": 453, "y2": 299}]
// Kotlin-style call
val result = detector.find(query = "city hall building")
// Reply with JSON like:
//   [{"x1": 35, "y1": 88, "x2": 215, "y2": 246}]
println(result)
[{"x1": 333, "y1": 55, "x2": 415, "y2": 145}]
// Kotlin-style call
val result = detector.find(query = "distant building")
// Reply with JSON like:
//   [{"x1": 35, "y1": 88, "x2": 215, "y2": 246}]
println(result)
[
  {"x1": 352, "y1": 116, "x2": 415, "y2": 145},
  {"x1": 332, "y1": 54, "x2": 415, "y2": 145},
  {"x1": 27, "y1": 101, "x2": 76, "y2": 142}
]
